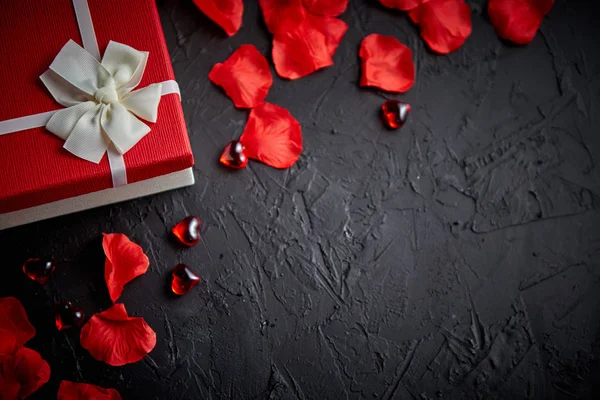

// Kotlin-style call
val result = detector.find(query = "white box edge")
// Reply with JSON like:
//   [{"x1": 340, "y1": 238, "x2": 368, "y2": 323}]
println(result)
[{"x1": 0, "y1": 167, "x2": 195, "y2": 230}]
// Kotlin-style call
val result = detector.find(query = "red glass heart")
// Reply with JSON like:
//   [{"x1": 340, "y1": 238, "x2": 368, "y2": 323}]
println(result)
[
  {"x1": 22, "y1": 258, "x2": 55, "y2": 284},
  {"x1": 54, "y1": 301, "x2": 85, "y2": 331},
  {"x1": 220, "y1": 140, "x2": 248, "y2": 169},
  {"x1": 171, "y1": 216, "x2": 202, "y2": 247},
  {"x1": 381, "y1": 100, "x2": 411, "y2": 129},
  {"x1": 171, "y1": 264, "x2": 201, "y2": 295}
]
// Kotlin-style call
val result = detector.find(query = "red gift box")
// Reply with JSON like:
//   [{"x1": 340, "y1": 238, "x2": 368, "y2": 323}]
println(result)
[{"x1": 0, "y1": 0, "x2": 194, "y2": 229}]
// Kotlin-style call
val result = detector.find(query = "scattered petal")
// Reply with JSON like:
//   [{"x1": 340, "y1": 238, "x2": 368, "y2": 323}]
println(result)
[
  {"x1": 272, "y1": 15, "x2": 347, "y2": 79},
  {"x1": 488, "y1": 0, "x2": 553, "y2": 44},
  {"x1": 103, "y1": 234, "x2": 150, "y2": 303},
  {"x1": 0, "y1": 297, "x2": 35, "y2": 355},
  {"x1": 192, "y1": 0, "x2": 243, "y2": 36},
  {"x1": 80, "y1": 304, "x2": 156, "y2": 367},
  {"x1": 58, "y1": 380, "x2": 122, "y2": 400},
  {"x1": 0, "y1": 347, "x2": 51, "y2": 399},
  {"x1": 303, "y1": 0, "x2": 349, "y2": 16},
  {"x1": 273, "y1": 21, "x2": 331, "y2": 79},
  {"x1": 378, "y1": 0, "x2": 422, "y2": 11},
  {"x1": 0, "y1": 329, "x2": 18, "y2": 357},
  {"x1": 409, "y1": 0, "x2": 472, "y2": 54},
  {"x1": 259, "y1": 0, "x2": 306, "y2": 34},
  {"x1": 306, "y1": 14, "x2": 348, "y2": 57},
  {"x1": 239, "y1": 102, "x2": 302, "y2": 168},
  {"x1": 209, "y1": 45, "x2": 273, "y2": 109},
  {"x1": 0, "y1": 372, "x2": 20, "y2": 400},
  {"x1": 13, "y1": 348, "x2": 51, "y2": 399},
  {"x1": 359, "y1": 34, "x2": 415, "y2": 93}
]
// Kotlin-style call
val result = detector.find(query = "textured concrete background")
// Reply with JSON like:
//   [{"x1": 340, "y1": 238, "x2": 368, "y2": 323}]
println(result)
[{"x1": 2, "y1": 0, "x2": 600, "y2": 398}]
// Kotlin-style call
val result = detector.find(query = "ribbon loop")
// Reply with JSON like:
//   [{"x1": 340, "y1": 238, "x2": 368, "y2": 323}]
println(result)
[
  {"x1": 39, "y1": 40, "x2": 163, "y2": 165},
  {"x1": 62, "y1": 104, "x2": 109, "y2": 164},
  {"x1": 121, "y1": 83, "x2": 163, "y2": 123},
  {"x1": 46, "y1": 40, "x2": 111, "y2": 97},
  {"x1": 101, "y1": 41, "x2": 149, "y2": 96}
]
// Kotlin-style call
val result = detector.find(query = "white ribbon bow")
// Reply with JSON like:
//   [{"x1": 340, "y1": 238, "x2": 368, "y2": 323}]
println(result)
[{"x1": 40, "y1": 40, "x2": 162, "y2": 164}]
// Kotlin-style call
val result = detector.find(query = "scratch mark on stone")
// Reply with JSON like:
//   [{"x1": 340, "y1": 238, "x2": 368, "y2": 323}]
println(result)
[
  {"x1": 64, "y1": 335, "x2": 84, "y2": 380},
  {"x1": 278, "y1": 362, "x2": 307, "y2": 400},
  {"x1": 164, "y1": 308, "x2": 178, "y2": 366},
  {"x1": 383, "y1": 339, "x2": 422, "y2": 400},
  {"x1": 143, "y1": 355, "x2": 162, "y2": 380},
  {"x1": 519, "y1": 262, "x2": 583, "y2": 291}
]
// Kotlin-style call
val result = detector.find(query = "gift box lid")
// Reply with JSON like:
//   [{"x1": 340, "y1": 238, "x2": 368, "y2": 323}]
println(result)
[{"x1": 0, "y1": 0, "x2": 194, "y2": 214}]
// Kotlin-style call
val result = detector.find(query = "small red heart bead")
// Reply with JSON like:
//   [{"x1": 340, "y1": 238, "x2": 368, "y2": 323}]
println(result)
[
  {"x1": 171, "y1": 216, "x2": 202, "y2": 247},
  {"x1": 54, "y1": 301, "x2": 85, "y2": 330},
  {"x1": 22, "y1": 258, "x2": 55, "y2": 284},
  {"x1": 220, "y1": 140, "x2": 248, "y2": 169},
  {"x1": 170, "y1": 264, "x2": 201, "y2": 295},
  {"x1": 381, "y1": 100, "x2": 411, "y2": 129}
]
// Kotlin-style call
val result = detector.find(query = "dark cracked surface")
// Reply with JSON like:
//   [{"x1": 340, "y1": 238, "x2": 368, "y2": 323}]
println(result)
[{"x1": 2, "y1": 0, "x2": 600, "y2": 399}]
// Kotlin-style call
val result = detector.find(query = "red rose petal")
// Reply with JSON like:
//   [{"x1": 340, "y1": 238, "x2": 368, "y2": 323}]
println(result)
[
  {"x1": 80, "y1": 304, "x2": 156, "y2": 367},
  {"x1": 0, "y1": 329, "x2": 17, "y2": 356},
  {"x1": 303, "y1": 0, "x2": 349, "y2": 16},
  {"x1": 209, "y1": 45, "x2": 273, "y2": 109},
  {"x1": 239, "y1": 102, "x2": 302, "y2": 169},
  {"x1": 359, "y1": 34, "x2": 415, "y2": 93},
  {"x1": 306, "y1": 14, "x2": 348, "y2": 57},
  {"x1": 11, "y1": 347, "x2": 51, "y2": 399},
  {"x1": 0, "y1": 373, "x2": 20, "y2": 400},
  {"x1": 409, "y1": 0, "x2": 472, "y2": 54},
  {"x1": 378, "y1": 0, "x2": 422, "y2": 11},
  {"x1": 488, "y1": 0, "x2": 553, "y2": 45},
  {"x1": 272, "y1": 20, "x2": 331, "y2": 79},
  {"x1": 259, "y1": 0, "x2": 306, "y2": 34},
  {"x1": 58, "y1": 380, "x2": 122, "y2": 400},
  {"x1": 103, "y1": 234, "x2": 150, "y2": 303},
  {"x1": 192, "y1": 0, "x2": 243, "y2": 36},
  {"x1": 0, "y1": 297, "x2": 35, "y2": 355},
  {"x1": 272, "y1": 14, "x2": 347, "y2": 79}
]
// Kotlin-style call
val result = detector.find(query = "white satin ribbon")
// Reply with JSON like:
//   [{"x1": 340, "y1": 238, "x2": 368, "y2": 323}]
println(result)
[
  {"x1": 0, "y1": 0, "x2": 181, "y2": 187},
  {"x1": 0, "y1": 79, "x2": 180, "y2": 138},
  {"x1": 72, "y1": 0, "x2": 100, "y2": 60},
  {"x1": 40, "y1": 39, "x2": 163, "y2": 164}
]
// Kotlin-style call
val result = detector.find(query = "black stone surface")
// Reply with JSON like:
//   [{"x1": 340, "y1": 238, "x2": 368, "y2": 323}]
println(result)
[{"x1": 2, "y1": 0, "x2": 600, "y2": 398}]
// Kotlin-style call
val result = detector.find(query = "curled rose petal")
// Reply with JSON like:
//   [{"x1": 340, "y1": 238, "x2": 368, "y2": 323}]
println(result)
[
  {"x1": 58, "y1": 380, "x2": 122, "y2": 400},
  {"x1": 0, "y1": 347, "x2": 51, "y2": 399},
  {"x1": 409, "y1": 0, "x2": 472, "y2": 54},
  {"x1": 303, "y1": 0, "x2": 349, "y2": 16},
  {"x1": 378, "y1": 0, "x2": 422, "y2": 11},
  {"x1": 259, "y1": 0, "x2": 306, "y2": 34},
  {"x1": 359, "y1": 34, "x2": 415, "y2": 93},
  {"x1": 0, "y1": 297, "x2": 35, "y2": 355},
  {"x1": 192, "y1": 0, "x2": 243, "y2": 36},
  {"x1": 209, "y1": 45, "x2": 273, "y2": 109},
  {"x1": 488, "y1": 0, "x2": 554, "y2": 44},
  {"x1": 239, "y1": 102, "x2": 302, "y2": 168},
  {"x1": 273, "y1": 15, "x2": 348, "y2": 79},
  {"x1": 80, "y1": 304, "x2": 156, "y2": 366},
  {"x1": 103, "y1": 233, "x2": 150, "y2": 303}
]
